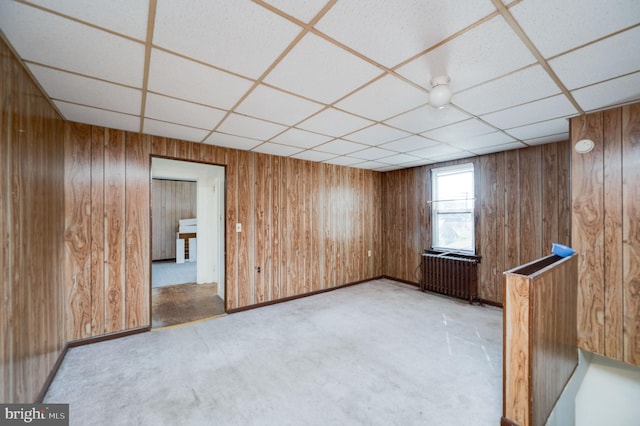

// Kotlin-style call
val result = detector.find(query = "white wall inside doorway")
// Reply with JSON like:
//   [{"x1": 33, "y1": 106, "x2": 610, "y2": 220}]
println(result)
[{"x1": 151, "y1": 158, "x2": 225, "y2": 300}]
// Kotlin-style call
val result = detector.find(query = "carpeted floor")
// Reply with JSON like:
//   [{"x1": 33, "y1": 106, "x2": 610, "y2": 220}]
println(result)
[
  {"x1": 152, "y1": 260, "x2": 197, "y2": 288},
  {"x1": 152, "y1": 283, "x2": 225, "y2": 328},
  {"x1": 45, "y1": 279, "x2": 502, "y2": 426}
]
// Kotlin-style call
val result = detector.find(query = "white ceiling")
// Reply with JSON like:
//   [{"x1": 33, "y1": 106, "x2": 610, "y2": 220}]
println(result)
[{"x1": 1, "y1": 0, "x2": 639, "y2": 171}]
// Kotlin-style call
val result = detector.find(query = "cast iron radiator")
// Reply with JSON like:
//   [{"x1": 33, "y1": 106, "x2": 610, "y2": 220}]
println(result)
[{"x1": 421, "y1": 250, "x2": 481, "y2": 303}]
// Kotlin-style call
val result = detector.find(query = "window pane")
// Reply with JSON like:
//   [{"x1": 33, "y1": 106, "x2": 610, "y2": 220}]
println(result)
[{"x1": 431, "y1": 163, "x2": 474, "y2": 253}]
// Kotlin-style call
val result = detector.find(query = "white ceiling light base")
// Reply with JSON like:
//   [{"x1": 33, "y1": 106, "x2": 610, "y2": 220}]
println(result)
[
  {"x1": 574, "y1": 138, "x2": 595, "y2": 154},
  {"x1": 429, "y1": 76, "x2": 452, "y2": 109}
]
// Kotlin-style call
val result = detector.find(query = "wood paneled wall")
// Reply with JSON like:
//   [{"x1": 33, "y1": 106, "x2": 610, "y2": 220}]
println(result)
[
  {"x1": 151, "y1": 179, "x2": 197, "y2": 260},
  {"x1": 571, "y1": 103, "x2": 640, "y2": 366},
  {"x1": 64, "y1": 126, "x2": 383, "y2": 340},
  {"x1": 0, "y1": 37, "x2": 66, "y2": 403},
  {"x1": 382, "y1": 142, "x2": 571, "y2": 305}
]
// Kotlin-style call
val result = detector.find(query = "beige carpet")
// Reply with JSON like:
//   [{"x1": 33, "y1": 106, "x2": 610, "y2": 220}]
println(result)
[{"x1": 45, "y1": 279, "x2": 502, "y2": 425}]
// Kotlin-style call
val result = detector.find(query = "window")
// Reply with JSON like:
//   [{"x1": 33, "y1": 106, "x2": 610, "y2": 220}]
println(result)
[{"x1": 430, "y1": 163, "x2": 475, "y2": 253}]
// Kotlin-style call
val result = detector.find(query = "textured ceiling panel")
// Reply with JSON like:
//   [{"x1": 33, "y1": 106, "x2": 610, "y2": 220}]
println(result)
[
  {"x1": 315, "y1": 139, "x2": 368, "y2": 155},
  {"x1": 447, "y1": 131, "x2": 515, "y2": 150},
  {"x1": 264, "y1": 33, "x2": 382, "y2": 104},
  {"x1": 350, "y1": 146, "x2": 397, "y2": 161},
  {"x1": 25, "y1": 0, "x2": 150, "y2": 41},
  {"x1": 54, "y1": 101, "x2": 139, "y2": 132},
  {"x1": 144, "y1": 93, "x2": 226, "y2": 130},
  {"x1": 481, "y1": 95, "x2": 578, "y2": 129},
  {"x1": 153, "y1": 0, "x2": 300, "y2": 78},
  {"x1": 453, "y1": 65, "x2": 561, "y2": 116},
  {"x1": 252, "y1": 142, "x2": 304, "y2": 157},
  {"x1": 386, "y1": 105, "x2": 471, "y2": 134},
  {"x1": 396, "y1": 15, "x2": 536, "y2": 93},
  {"x1": 335, "y1": 75, "x2": 427, "y2": 121},
  {"x1": 236, "y1": 84, "x2": 324, "y2": 125},
  {"x1": 297, "y1": 108, "x2": 374, "y2": 137},
  {"x1": 291, "y1": 150, "x2": 337, "y2": 162},
  {"x1": 0, "y1": 1, "x2": 145, "y2": 87},
  {"x1": 470, "y1": 141, "x2": 526, "y2": 155},
  {"x1": 344, "y1": 124, "x2": 412, "y2": 146},
  {"x1": 261, "y1": 0, "x2": 329, "y2": 23},
  {"x1": 204, "y1": 132, "x2": 262, "y2": 151},
  {"x1": 421, "y1": 118, "x2": 496, "y2": 144},
  {"x1": 511, "y1": 0, "x2": 640, "y2": 58},
  {"x1": 572, "y1": 71, "x2": 640, "y2": 112},
  {"x1": 549, "y1": 26, "x2": 640, "y2": 90},
  {"x1": 378, "y1": 135, "x2": 440, "y2": 153},
  {"x1": 216, "y1": 114, "x2": 288, "y2": 141},
  {"x1": 147, "y1": 49, "x2": 253, "y2": 110},
  {"x1": 28, "y1": 64, "x2": 141, "y2": 115},
  {"x1": 316, "y1": 0, "x2": 496, "y2": 68},
  {"x1": 271, "y1": 128, "x2": 333, "y2": 149},
  {"x1": 143, "y1": 118, "x2": 210, "y2": 142},
  {"x1": 505, "y1": 117, "x2": 570, "y2": 140}
]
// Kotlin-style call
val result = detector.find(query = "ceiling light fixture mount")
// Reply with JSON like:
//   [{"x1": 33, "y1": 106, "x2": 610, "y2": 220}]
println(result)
[
  {"x1": 429, "y1": 75, "x2": 452, "y2": 109},
  {"x1": 574, "y1": 138, "x2": 595, "y2": 154}
]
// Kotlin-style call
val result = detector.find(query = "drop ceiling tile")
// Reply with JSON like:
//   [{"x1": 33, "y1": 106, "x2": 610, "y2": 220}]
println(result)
[
  {"x1": 376, "y1": 165, "x2": 404, "y2": 172},
  {"x1": 26, "y1": 0, "x2": 149, "y2": 41},
  {"x1": 217, "y1": 114, "x2": 288, "y2": 141},
  {"x1": 264, "y1": 33, "x2": 382, "y2": 104},
  {"x1": 54, "y1": 101, "x2": 139, "y2": 132},
  {"x1": 447, "y1": 131, "x2": 515, "y2": 150},
  {"x1": 335, "y1": 75, "x2": 427, "y2": 121},
  {"x1": 409, "y1": 143, "x2": 463, "y2": 159},
  {"x1": 147, "y1": 49, "x2": 253, "y2": 110},
  {"x1": 421, "y1": 119, "x2": 496, "y2": 144},
  {"x1": 430, "y1": 152, "x2": 473, "y2": 162},
  {"x1": 27, "y1": 64, "x2": 141, "y2": 115},
  {"x1": 344, "y1": 124, "x2": 412, "y2": 146},
  {"x1": 377, "y1": 153, "x2": 421, "y2": 165},
  {"x1": 315, "y1": 0, "x2": 496, "y2": 68},
  {"x1": 505, "y1": 118, "x2": 570, "y2": 140},
  {"x1": 315, "y1": 139, "x2": 368, "y2": 155},
  {"x1": 252, "y1": 142, "x2": 304, "y2": 157},
  {"x1": 236, "y1": 85, "x2": 324, "y2": 126},
  {"x1": 385, "y1": 105, "x2": 471, "y2": 133},
  {"x1": 378, "y1": 135, "x2": 439, "y2": 152},
  {"x1": 522, "y1": 134, "x2": 569, "y2": 146},
  {"x1": 401, "y1": 159, "x2": 436, "y2": 167},
  {"x1": 453, "y1": 65, "x2": 561, "y2": 115},
  {"x1": 396, "y1": 15, "x2": 536, "y2": 92},
  {"x1": 205, "y1": 132, "x2": 263, "y2": 151},
  {"x1": 296, "y1": 108, "x2": 374, "y2": 137},
  {"x1": 470, "y1": 142, "x2": 527, "y2": 155},
  {"x1": 323, "y1": 156, "x2": 364, "y2": 167},
  {"x1": 145, "y1": 93, "x2": 226, "y2": 130},
  {"x1": 291, "y1": 150, "x2": 337, "y2": 162},
  {"x1": 349, "y1": 147, "x2": 397, "y2": 161},
  {"x1": 143, "y1": 119, "x2": 209, "y2": 142},
  {"x1": 550, "y1": 26, "x2": 640, "y2": 90},
  {"x1": 511, "y1": 0, "x2": 640, "y2": 58},
  {"x1": 481, "y1": 95, "x2": 578, "y2": 129},
  {"x1": 0, "y1": 2, "x2": 144, "y2": 86},
  {"x1": 153, "y1": 0, "x2": 300, "y2": 79},
  {"x1": 572, "y1": 72, "x2": 640, "y2": 112},
  {"x1": 261, "y1": 0, "x2": 328, "y2": 23},
  {"x1": 271, "y1": 128, "x2": 333, "y2": 149},
  {"x1": 352, "y1": 160, "x2": 387, "y2": 170}
]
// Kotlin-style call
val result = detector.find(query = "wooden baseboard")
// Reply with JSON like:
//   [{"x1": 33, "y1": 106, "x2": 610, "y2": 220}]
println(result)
[
  {"x1": 35, "y1": 326, "x2": 150, "y2": 403},
  {"x1": 227, "y1": 277, "x2": 385, "y2": 314}
]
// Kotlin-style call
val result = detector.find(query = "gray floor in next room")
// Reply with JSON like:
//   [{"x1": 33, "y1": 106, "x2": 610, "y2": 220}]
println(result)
[{"x1": 44, "y1": 279, "x2": 503, "y2": 426}]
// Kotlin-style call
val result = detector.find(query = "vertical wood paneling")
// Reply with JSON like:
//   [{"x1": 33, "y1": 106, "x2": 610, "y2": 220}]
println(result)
[
  {"x1": 603, "y1": 108, "x2": 624, "y2": 360},
  {"x1": 622, "y1": 104, "x2": 640, "y2": 365},
  {"x1": 323, "y1": 164, "x2": 336, "y2": 288},
  {"x1": 254, "y1": 153, "x2": 271, "y2": 304},
  {"x1": 225, "y1": 149, "x2": 239, "y2": 310},
  {"x1": 125, "y1": 133, "x2": 150, "y2": 329},
  {"x1": 1, "y1": 37, "x2": 66, "y2": 403},
  {"x1": 64, "y1": 122, "x2": 92, "y2": 340},
  {"x1": 104, "y1": 129, "x2": 126, "y2": 333},
  {"x1": 90, "y1": 127, "x2": 105, "y2": 336},
  {"x1": 382, "y1": 142, "x2": 571, "y2": 305},
  {"x1": 151, "y1": 179, "x2": 196, "y2": 260},
  {"x1": 519, "y1": 147, "x2": 542, "y2": 263},
  {"x1": 572, "y1": 113, "x2": 606, "y2": 355},
  {"x1": 271, "y1": 155, "x2": 282, "y2": 299},
  {"x1": 236, "y1": 151, "x2": 252, "y2": 306}
]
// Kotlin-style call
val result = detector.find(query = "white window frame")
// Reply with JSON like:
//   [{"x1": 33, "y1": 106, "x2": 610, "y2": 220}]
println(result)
[{"x1": 430, "y1": 163, "x2": 475, "y2": 253}]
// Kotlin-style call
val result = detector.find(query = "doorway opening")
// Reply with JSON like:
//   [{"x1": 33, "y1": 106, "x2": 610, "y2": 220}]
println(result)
[{"x1": 150, "y1": 157, "x2": 225, "y2": 328}]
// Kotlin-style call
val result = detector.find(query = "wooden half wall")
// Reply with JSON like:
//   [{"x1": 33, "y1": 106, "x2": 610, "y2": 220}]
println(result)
[
  {"x1": 64, "y1": 125, "x2": 383, "y2": 340},
  {"x1": 382, "y1": 142, "x2": 571, "y2": 305},
  {"x1": 0, "y1": 38, "x2": 66, "y2": 403},
  {"x1": 571, "y1": 103, "x2": 640, "y2": 366}
]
